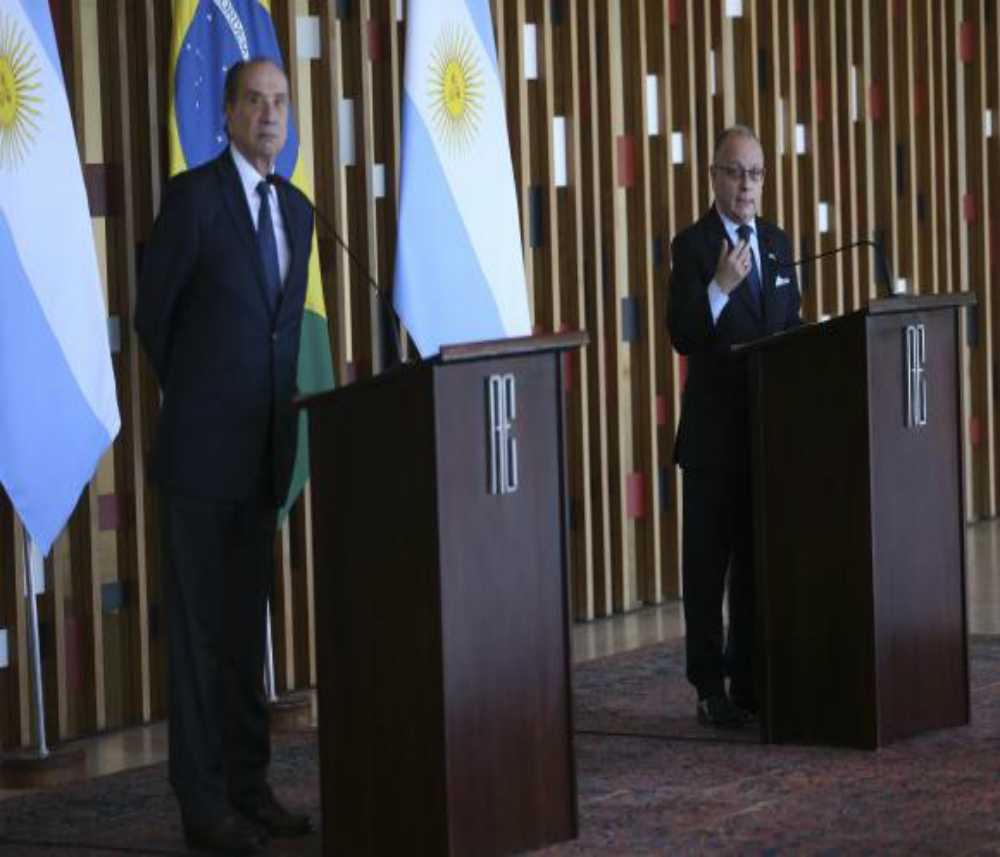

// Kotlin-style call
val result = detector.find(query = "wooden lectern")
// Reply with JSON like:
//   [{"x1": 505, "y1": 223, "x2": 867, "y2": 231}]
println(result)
[
  {"x1": 742, "y1": 294, "x2": 975, "y2": 749},
  {"x1": 301, "y1": 332, "x2": 585, "y2": 856}
]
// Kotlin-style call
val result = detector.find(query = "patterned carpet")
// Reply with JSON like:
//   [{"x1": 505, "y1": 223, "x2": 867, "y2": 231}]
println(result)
[
  {"x1": 1, "y1": 636, "x2": 998, "y2": 855},
  {"x1": 543, "y1": 634, "x2": 1000, "y2": 855}
]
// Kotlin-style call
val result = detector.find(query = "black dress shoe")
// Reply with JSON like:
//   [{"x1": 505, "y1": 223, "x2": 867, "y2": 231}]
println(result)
[
  {"x1": 184, "y1": 812, "x2": 264, "y2": 854},
  {"x1": 236, "y1": 792, "x2": 312, "y2": 838},
  {"x1": 696, "y1": 693, "x2": 747, "y2": 729}
]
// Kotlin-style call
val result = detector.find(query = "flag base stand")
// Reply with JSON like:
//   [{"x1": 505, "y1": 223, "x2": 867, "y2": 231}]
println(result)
[
  {"x1": 268, "y1": 691, "x2": 313, "y2": 733},
  {"x1": 0, "y1": 746, "x2": 86, "y2": 789}
]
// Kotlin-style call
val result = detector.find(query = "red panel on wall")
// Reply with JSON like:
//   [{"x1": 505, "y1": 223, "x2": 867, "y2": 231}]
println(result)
[
  {"x1": 616, "y1": 135, "x2": 635, "y2": 188},
  {"x1": 626, "y1": 473, "x2": 645, "y2": 520},
  {"x1": 97, "y1": 494, "x2": 122, "y2": 532},
  {"x1": 959, "y1": 21, "x2": 974, "y2": 63},
  {"x1": 367, "y1": 20, "x2": 383, "y2": 63},
  {"x1": 49, "y1": 0, "x2": 68, "y2": 57},
  {"x1": 656, "y1": 395, "x2": 668, "y2": 427},
  {"x1": 868, "y1": 84, "x2": 883, "y2": 121},
  {"x1": 964, "y1": 193, "x2": 977, "y2": 223},
  {"x1": 562, "y1": 353, "x2": 573, "y2": 393}
]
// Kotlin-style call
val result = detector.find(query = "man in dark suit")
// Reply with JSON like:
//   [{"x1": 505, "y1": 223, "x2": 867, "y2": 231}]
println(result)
[
  {"x1": 667, "y1": 125, "x2": 804, "y2": 729},
  {"x1": 136, "y1": 59, "x2": 314, "y2": 853}
]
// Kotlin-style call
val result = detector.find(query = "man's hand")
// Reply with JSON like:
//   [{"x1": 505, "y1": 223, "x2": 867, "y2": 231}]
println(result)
[{"x1": 715, "y1": 239, "x2": 754, "y2": 294}]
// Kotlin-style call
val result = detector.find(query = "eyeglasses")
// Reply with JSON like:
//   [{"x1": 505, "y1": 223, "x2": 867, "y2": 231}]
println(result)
[{"x1": 713, "y1": 164, "x2": 766, "y2": 184}]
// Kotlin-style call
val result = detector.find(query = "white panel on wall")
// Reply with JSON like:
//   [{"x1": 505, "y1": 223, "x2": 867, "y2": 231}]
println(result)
[
  {"x1": 553, "y1": 116, "x2": 568, "y2": 188},
  {"x1": 818, "y1": 202, "x2": 829, "y2": 234},
  {"x1": 795, "y1": 123, "x2": 807, "y2": 155},
  {"x1": 725, "y1": 0, "x2": 744, "y2": 17},
  {"x1": 339, "y1": 99, "x2": 356, "y2": 166},
  {"x1": 524, "y1": 24, "x2": 538, "y2": 80},
  {"x1": 893, "y1": 278, "x2": 908, "y2": 295},
  {"x1": 396, "y1": 0, "x2": 404, "y2": 22},
  {"x1": 986, "y1": 110, "x2": 994, "y2": 138},
  {"x1": 646, "y1": 75, "x2": 660, "y2": 136},
  {"x1": 296, "y1": 16, "x2": 320, "y2": 60},
  {"x1": 373, "y1": 163, "x2": 386, "y2": 199},
  {"x1": 671, "y1": 131, "x2": 685, "y2": 165},
  {"x1": 0, "y1": 629, "x2": 7, "y2": 670}
]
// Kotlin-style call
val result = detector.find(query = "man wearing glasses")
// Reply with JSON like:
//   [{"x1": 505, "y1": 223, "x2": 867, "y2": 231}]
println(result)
[{"x1": 667, "y1": 125, "x2": 804, "y2": 728}]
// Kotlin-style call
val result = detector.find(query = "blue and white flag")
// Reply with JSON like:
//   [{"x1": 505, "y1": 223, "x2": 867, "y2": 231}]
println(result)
[
  {"x1": 393, "y1": 0, "x2": 531, "y2": 357},
  {"x1": 0, "y1": 0, "x2": 120, "y2": 555}
]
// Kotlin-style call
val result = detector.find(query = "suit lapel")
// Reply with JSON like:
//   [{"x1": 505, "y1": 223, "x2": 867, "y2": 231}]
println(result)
[
  {"x1": 274, "y1": 182, "x2": 309, "y2": 322},
  {"x1": 758, "y1": 222, "x2": 776, "y2": 327}
]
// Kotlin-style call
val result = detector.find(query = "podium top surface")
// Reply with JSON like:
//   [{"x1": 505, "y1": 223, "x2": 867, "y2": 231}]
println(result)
[
  {"x1": 865, "y1": 292, "x2": 976, "y2": 315},
  {"x1": 297, "y1": 330, "x2": 589, "y2": 411},
  {"x1": 436, "y1": 330, "x2": 589, "y2": 363},
  {"x1": 734, "y1": 291, "x2": 976, "y2": 355}
]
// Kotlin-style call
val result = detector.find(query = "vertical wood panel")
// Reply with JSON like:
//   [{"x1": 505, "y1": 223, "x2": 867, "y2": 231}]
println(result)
[
  {"x1": 6, "y1": 0, "x2": 1000, "y2": 749},
  {"x1": 577, "y1": 0, "x2": 614, "y2": 617}
]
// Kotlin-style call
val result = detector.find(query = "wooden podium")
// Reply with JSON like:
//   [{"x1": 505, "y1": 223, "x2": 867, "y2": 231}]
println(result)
[
  {"x1": 301, "y1": 333, "x2": 585, "y2": 856},
  {"x1": 742, "y1": 294, "x2": 974, "y2": 749}
]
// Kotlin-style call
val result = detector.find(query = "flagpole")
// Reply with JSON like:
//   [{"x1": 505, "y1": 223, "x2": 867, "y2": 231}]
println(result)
[
  {"x1": 21, "y1": 532, "x2": 50, "y2": 759},
  {"x1": 263, "y1": 583, "x2": 310, "y2": 733},
  {"x1": 264, "y1": 600, "x2": 278, "y2": 704},
  {"x1": 0, "y1": 525, "x2": 84, "y2": 789}
]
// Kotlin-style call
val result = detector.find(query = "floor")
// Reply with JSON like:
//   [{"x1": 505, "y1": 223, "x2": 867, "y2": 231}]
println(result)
[{"x1": 2, "y1": 518, "x2": 999, "y2": 801}]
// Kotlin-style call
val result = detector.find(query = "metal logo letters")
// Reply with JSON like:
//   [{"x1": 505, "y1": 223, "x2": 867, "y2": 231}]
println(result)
[
  {"x1": 487, "y1": 373, "x2": 518, "y2": 495},
  {"x1": 904, "y1": 323, "x2": 928, "y2": 429}
]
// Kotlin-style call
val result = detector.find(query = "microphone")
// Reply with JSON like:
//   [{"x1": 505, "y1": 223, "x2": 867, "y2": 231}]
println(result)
[
  {"x1": 267, "y1": 174, "x2": 406, "y2": 363},
  {"x1": 763, "y1": 236, "x2": 898, "y2": 298}
]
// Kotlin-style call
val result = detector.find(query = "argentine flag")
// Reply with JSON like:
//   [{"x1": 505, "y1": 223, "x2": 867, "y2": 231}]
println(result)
[
  {"x1": 393, "y1": 0, "x2": 532, "y2": 357},
  {"x1": 0, "y1": 0, "x2": 120, "y2": 555}
]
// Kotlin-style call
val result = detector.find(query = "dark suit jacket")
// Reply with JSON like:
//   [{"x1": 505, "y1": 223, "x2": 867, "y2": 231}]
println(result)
[
  {"x1": 667, "y1": 206, "x2": 804, "y2": 470},
  {"x1": 135, "y1": 150, "x2": 314, "y2": 505}
]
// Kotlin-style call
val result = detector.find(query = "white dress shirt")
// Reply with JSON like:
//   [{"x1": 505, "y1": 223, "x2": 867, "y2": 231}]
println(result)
[{"x1": 230, "y1": 145, "x2": 291, "y2": 286}]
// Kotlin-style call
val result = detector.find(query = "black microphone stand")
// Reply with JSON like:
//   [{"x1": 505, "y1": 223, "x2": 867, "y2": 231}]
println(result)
[
  {"x1": 268, "y1": 175, "x2": 407, "y2": 365},
  {"x1": 765, "y1": 237, "x2": 898, "y2": 301}
]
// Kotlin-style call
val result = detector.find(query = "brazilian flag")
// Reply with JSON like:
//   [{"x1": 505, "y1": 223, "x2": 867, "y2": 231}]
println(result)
[{"x1": 168, "y1": 0, "x2": 335, "y2": 523}]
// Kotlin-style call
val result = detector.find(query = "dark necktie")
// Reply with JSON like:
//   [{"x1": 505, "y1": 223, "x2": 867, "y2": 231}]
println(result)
[
  {"x1": 736, "y1": 223, "x2": 763, "y2": 313},
  {"x1": 256, "y1": 180, "x2": 281, "y2": 310}
]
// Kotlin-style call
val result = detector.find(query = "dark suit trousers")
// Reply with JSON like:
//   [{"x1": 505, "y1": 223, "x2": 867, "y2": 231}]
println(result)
[
  {"x1": 160, "y1": 484, "x2": 277, "y2": 825},
  {"x1": 681, "y1": 466, "x2": 755, "y2": 700}
]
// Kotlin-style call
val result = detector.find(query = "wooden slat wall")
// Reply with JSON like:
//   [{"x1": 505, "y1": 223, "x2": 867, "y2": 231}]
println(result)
[{"x1": 1, "y1": 0, "x2": 997, "y2": 749}]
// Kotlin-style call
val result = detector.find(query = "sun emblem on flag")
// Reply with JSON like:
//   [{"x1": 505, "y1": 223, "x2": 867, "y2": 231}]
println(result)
[
  {"x1": 0, "y1": 13, "x2": 42, "y2": 172},
  {"x1": 428, "y1": 23, "x2": 484, "y2": 156}
]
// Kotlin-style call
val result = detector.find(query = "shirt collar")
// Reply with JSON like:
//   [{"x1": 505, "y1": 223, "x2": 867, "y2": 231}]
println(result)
[
  {"x1": 229, "y1": 144, "x2": 272, "y2": 198},
  {"x1": 717, "y1": 208, "x2": 757, "y2": 238}
]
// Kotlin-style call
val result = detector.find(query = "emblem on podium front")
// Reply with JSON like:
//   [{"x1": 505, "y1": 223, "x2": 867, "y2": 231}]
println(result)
[{"x1": 487, "y1": 373, "x2": 518, "y2": 495}]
